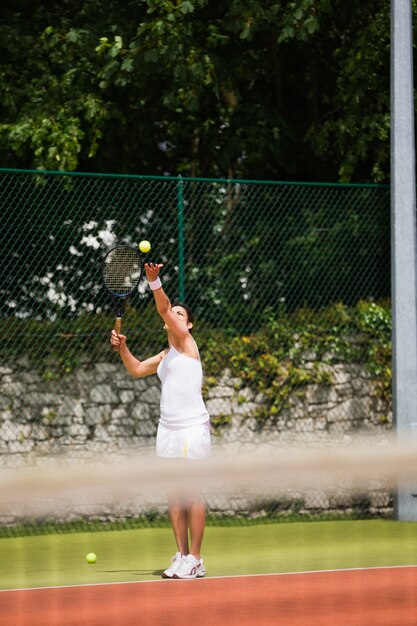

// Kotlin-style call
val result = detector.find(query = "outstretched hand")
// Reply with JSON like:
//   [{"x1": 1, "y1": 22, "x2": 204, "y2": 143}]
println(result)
[{"x1": 145, "y1": 263, "x2": 164, "y2": 282}]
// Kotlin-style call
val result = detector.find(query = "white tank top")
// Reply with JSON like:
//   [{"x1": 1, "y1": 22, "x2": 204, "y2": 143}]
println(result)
[{"x1": 157, "y1": 345, "x2": 210, "y2": 428}]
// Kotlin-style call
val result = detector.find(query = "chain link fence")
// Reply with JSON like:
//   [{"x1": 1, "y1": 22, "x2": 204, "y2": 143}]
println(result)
[{"x1": 0, "y1": 168, "x2": 392, "y2": 528}]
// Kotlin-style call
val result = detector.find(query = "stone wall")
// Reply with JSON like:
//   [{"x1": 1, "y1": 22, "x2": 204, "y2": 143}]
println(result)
[
  {"x1": 208, "y1": 363, "x2": 391, "y2": 444},
  {"x1": 0, "y1": 361, "x2": 162, "y2": 462},
  {"x1": 0, "y1": 358, "x2": 393, "y2": 521}
]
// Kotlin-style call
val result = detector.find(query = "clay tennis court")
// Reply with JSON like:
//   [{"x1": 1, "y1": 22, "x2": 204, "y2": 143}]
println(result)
[{"x1": 1, "y1": 566, "x2": 417, "y2": 626}]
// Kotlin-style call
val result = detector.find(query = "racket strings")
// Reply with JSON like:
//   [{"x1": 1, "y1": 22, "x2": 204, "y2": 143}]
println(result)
[{"x1": 103, "y1": 247, "x2": 142, "y2": 295}]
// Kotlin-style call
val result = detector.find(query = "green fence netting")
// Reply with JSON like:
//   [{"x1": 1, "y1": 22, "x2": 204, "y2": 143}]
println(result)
[{"x1": 0, "y1": 168, "x2": 391, "y2": 530}]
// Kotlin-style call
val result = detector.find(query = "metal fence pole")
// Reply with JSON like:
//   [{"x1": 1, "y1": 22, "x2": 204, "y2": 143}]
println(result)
[
  {"x1": 391, "y1": 0, "x2": 417, "y2": 520},
  {"x1": 177, "y1": 175, "x2": 185, "y2": 301}
]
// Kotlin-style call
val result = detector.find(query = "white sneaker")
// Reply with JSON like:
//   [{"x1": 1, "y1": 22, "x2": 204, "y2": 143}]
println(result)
[
  {"x1": 173, "y1": 554, "x2": 206, "y2": 579},
  {"x1": 162, "y1": 552, "x2": 185, "y2": 579}
]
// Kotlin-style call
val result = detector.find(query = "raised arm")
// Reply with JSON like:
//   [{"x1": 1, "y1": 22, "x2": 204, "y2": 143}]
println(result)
[{"x1": 145, "y1": 263, "x2": 190, "y2": 340}]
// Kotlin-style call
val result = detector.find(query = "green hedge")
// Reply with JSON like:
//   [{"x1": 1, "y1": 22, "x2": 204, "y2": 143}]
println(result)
[
  {"x1": 199, "y1": 300, "x2": 392, "y2": 424},
  {"x1": 2, "y1": 301, "x2": 391, "y2": 415}
]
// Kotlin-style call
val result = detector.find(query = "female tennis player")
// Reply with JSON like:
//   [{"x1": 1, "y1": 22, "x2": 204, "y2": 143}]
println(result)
[{"x1": 110, "y1": 262, "x2": 210, "y2": 580}]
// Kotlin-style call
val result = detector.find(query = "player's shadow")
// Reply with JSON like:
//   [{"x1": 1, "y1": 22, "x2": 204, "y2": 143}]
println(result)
[{"x1": 102, "y1": 569, "x2": 164, "y2": 576}]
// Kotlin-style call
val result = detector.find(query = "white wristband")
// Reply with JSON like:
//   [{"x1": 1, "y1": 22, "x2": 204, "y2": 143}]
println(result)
[{"x1": 149, "y1": 277, "x2": 162, "y2": 291}]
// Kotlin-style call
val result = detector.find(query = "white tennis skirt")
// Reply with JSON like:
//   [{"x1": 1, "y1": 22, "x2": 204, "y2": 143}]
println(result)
[{"x1": 156, "y1": 421, "x2": 211, "y2": 460}]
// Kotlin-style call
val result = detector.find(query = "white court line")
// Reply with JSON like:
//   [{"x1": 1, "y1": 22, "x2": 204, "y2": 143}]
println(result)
[{"x1": 0, "y1": 563, "x2": 416, "y2": 594}]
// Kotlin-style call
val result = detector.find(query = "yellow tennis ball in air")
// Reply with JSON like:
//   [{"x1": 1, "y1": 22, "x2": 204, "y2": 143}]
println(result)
[
  {"x1": 139, "y1": 240, "x2": 151, "y2": 254},
  {"x1": 86, "y1": 552, "x2": 97, "y2": 564}
]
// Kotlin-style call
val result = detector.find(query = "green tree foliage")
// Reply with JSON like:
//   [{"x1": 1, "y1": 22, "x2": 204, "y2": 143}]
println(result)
[
  {"x1": 0, "y1": 1, "x2": 111, "y2": 171},
  {"x1": 0, "y1": 0, "x2": 398, "y2": 181}
]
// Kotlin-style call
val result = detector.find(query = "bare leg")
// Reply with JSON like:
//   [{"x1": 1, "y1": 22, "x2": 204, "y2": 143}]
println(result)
[
  {"x1": 168, "y1": 495, "x2": 189, "y2": 555},
  {"x1": 188, "y1": 496, "x2": 206, "y2": 559}
]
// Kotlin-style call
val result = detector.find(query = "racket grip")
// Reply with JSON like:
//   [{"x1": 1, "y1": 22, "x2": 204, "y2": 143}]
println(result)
[{"x1": 113, "y1": 317, "x2": 122, "y2": 352}]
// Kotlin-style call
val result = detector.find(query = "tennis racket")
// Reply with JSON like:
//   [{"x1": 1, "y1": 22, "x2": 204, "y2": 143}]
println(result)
[{"x1": 102, "y1": 244, "x2": 144, "y2": 351}]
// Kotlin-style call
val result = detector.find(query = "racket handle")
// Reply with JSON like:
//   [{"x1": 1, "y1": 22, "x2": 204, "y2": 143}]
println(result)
[{"x1": 113, "y1": 317, "x2": 122, "y2": 352}]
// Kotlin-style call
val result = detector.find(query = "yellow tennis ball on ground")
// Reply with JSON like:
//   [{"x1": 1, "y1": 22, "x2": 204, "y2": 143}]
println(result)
[
  {"x1": 139, "y1": 240, "x2": 151, "y2": 253},
  {"x1": 86, "y1": 552, "x2": 97, "y2": 564}
]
